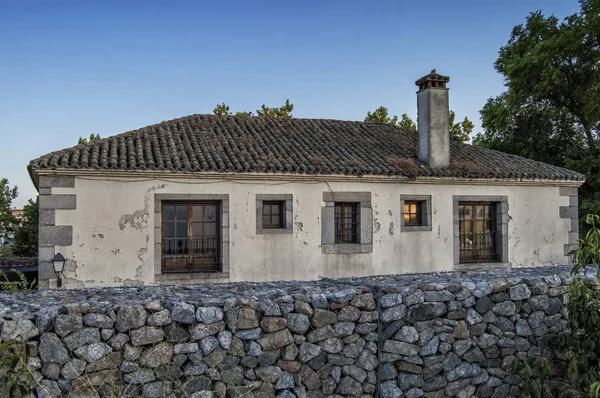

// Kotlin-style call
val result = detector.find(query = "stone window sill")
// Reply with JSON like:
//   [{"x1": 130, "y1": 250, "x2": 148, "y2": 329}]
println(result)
[
  {"x1": 154, "y1": 272, "x2": 230, "y2": 282},
  {"x1": 257, "y1": 228, "x2": 293, "y2": 235},
  {"x1": 322, "y1": 244, "x2": 373, "y2": 254},
  {"x1": 454, "y1": 262, "x2": 512, "y2": 271},
  {"x1": 401, "y1": 225, "x2": 433, "y2": 232}
]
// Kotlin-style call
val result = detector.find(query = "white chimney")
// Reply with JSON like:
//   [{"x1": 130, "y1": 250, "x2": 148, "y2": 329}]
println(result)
[{"x1": 416, "y1": 69, "x2": 450, "y2": 168}]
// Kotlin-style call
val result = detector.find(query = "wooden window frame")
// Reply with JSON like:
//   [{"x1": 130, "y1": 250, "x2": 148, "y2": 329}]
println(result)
[
  {"x1": 458, "y1": 202, "x2": 499, "y2": 263},
  {"x1": 161, "y1": 201, "x2": 221, "y2": 273},
  {"x1": 262, "y1": 201, "x2": 285, "y2": 229},
  {"x1": 334, "y1": 202, "x2": 361, "y2": 244}
]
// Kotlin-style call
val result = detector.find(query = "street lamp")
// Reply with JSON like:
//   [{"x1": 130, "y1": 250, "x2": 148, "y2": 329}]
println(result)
[{"x1": 51, "y1": 253, "x2": 66, "y2": 288}]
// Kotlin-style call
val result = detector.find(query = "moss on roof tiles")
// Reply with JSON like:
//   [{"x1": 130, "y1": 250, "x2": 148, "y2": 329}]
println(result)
[{"x1": 28, "y1": 114, "x2": 585, "y2": 182}]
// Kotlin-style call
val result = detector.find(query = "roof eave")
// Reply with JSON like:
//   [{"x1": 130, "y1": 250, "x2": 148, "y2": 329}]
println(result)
[
  {"x1": 29, "y1": 168, "x2": 586, "y2": 188},
  {"x1": 27, "y1": 163, "x2": 39, "y2": 191}
]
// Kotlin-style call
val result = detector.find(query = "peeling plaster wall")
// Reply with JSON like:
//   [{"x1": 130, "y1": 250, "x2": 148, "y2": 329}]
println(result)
[{"x1": 51, "y1": 176, "x2": 572, "y2": 287}]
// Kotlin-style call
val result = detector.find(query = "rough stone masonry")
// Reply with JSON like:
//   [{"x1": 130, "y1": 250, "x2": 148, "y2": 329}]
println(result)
[{"x1": 0, "y1": 265, "x2": 576, "y2": 397}]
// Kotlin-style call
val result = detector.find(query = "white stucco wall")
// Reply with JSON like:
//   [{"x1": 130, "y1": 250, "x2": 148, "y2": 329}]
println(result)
[{"x1": 51, "y1": 175, "x2": 572, "y2": 288}]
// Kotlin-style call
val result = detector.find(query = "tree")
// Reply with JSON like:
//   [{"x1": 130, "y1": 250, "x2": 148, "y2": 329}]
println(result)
[
  {"x1": 473, "y1": 0, "x2": 600, "y2": 220},
  {"x1": 213, "y1": 100, "x2": 294, "y2": 118},
  {"x1": 213, "y1": 103, "x2": 231, "y2": 116},
  {"x1": 364, "y1": 106, "x2": 398, "y2": 125},
  {"x1": 78, "y1": 133, "x2": 101, "y2": 145},
  {"x1": 398, "y1": 114, "x2": 416, "y2": 130},
  {"x1": 12, "y1": 197, "x2": 38, "y2": 257},
  {"x1": 365, "y1": 106, "x2": 473, "y2": 142},
  {"x1": 0, "y1": 179, "x2": 17, "y2": 255},
  {"x1": 449, "y1": 111, "x2": 474, "y2": 143}
]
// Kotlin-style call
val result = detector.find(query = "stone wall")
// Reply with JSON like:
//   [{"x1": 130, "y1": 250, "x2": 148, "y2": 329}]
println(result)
[{"x1": 0, "y1": 266, "x2": 574, "y2": 398}]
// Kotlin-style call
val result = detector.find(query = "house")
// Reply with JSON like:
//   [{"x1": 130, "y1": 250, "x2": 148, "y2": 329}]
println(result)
[{"x1": 28, "y1": 71, "x2": 585, "y2": 288}]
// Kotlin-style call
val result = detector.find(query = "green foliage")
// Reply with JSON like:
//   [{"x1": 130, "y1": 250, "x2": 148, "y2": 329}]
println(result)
[
  {"x1": 449, "y1": 111, "x2": 474, "y2": 143},
  {"x1": 12, "y1": 197, "x2": 38, "y2": 257},
  {"x1": 0, "y1": 338, "x2": 36, "y2": 396},
  {"x1": 474, "y1": 0, "x2": 600, "y2": 227},
  {"x1": 513, "y1": 354, "x2": 562, "y2": 398},
  {"x1": 365, "y1": 107, "x2": 473, "y2": 141},
  {"x1": 0, "y1": 268, "x2": 36, "y2": 291},
  {"x1": 256, "y1": 99, "x2": 293, "y2": 118},
  {"x1": 572, "y1": 214, "x2": 600, "y2": 273},
  {"x1": 364, "y1": 106, "x2": 398, "y2": 125},
  {"x1": 213, "y1": 103, "x2": 232, "y2": 116},
  {"x1": 0, "y1": 179, "x2": 17, "y2": 250},
  {"x1": 213, "y1": 100, "x2": 294, "y2": 118},
  {"x1": 78, "y1": 133, "x2": 101, "y2": 145},
  {"x1": 562, "y1": 214, "x2": 600, "y2": 394},
  {"x1": 398, "y1": 114, "x2": 416, "y2": 130}
]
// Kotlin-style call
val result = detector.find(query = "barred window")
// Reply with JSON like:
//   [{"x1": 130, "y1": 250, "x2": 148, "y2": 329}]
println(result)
[
  {"x1": 334, "y1": 202, "x2": 360, "y2": 244},
  {"x1": 458, "y1": 202, "x2": 499, "y2": 263},
  {"x1": 162, "y1": 202, "x2": 221, "y2": 273}
]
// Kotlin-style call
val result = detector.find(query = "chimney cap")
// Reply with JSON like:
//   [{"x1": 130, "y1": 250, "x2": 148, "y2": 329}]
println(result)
[{"x1": 415, "y1": 70, "x2": 450, "y2": 90}]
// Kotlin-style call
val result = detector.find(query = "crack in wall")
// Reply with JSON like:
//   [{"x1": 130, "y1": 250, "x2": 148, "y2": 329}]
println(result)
[{"x1": 119, "y1": 184, "x2": 166, "y2": 231}]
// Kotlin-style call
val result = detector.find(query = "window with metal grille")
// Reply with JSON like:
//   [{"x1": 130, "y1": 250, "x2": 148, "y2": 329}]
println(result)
[
  {"x1": 161, "y1": 202, "x2": 221, "y2": 273},
  {"x1": 404, "y1": 201, "x2": 423, "y2": 226},
  {"x1": 458, "y1": 202, "x2": 499, "y2": 263},
  {"x1": 262, "y1": 201, "x2": 284, "y2": 229},
  {"x1": 334, "y1": 202, "x2": 360, "y2": 244}
]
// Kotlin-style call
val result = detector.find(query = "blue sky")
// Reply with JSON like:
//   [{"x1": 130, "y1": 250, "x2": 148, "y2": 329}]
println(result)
[{"x1": 0, "y1": 0, "x2": 580, "y2": 207}]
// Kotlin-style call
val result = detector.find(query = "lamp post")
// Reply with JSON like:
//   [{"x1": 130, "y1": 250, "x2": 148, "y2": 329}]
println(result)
[{"x1": 51, "y1": 253, "x2": 66, "y2": 288}]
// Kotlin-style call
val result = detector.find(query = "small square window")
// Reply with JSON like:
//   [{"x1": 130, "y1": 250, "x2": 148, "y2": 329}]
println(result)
[
  {"x1": 404, "y1": 201, "x2": 423, "y2": 226},
  {"x1": 400, "y1": 195, "x2": 432, "y2": 232},
  {"x1": 256, "y1": 194, "x2": 293, "y2": 234},
  {"x1": 262, "y1": 201, "x2": 285, "y2": 229}
]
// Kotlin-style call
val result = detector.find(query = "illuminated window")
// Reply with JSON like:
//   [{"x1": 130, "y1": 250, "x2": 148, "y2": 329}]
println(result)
[{"x1": 404, "y1": 201, "x2": 423, "y2": 226}]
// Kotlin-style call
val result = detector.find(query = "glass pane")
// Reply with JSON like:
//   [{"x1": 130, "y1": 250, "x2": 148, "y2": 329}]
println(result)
[
  {"x1": 205, "y1": 205, "x2": 216, "y2": 221},
  {"x1": 192, "y1": 205, "x2": 203, "y2": 221},
  {"x1": 271, "y1": 204, "x2": 279, "y2": 215},
  {"x1": 458, "y1": 206, "x2": 464, "y2": 220},
  {"x1": 176, "y1": 222, "x2": 188, "y2": 237},
  {"x1": 263, "y1": 215, "x2": 270, "y2": 226},
  {"x1": 475, "y1": 220, "x2": 485, "y2": 233},
  {"x1": 163, "y1": 206, "x2": 174, "y2": 221},
  {"x1": 463, "y1": 220, "x2": 472, "y2": 233},
  {"x1": 271, "y1": 215, "x2": 280, "y2": 227},
  {"x1": 176, "y1": 206, "x2": 188, "y2": 221},
  {"x1": 263, "y1": 204, "x2": 271, "y2": 216},
  {"x1": 464, "y1": 206, "x2": 472, "y2": 219},
  {"x1": 485, "y1": 205, "x2": 491, "y2": 219},
  {"x1": 476, "y1": 206, "x2": 485, "y2": 219},
  {"x1": 486, "y1": 219, "x2": 493, "y2": 232},
  {"x1": 192, "y1": 223, "x2": 203, "y2": 236},
  {"x1": 205, "y1": 223, "x2": 217, "y2": 236},
  {"x1": 164, "y1": 222, "x2": 175, "y2": 237},
  {"x1": 403, "y1": 213, "x2": 410, "y2": 224}
]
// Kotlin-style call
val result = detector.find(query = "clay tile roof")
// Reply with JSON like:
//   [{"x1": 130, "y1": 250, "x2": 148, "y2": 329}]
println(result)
[{"x1": 28, "y1": 114, "x2": 585, "y2": 183}]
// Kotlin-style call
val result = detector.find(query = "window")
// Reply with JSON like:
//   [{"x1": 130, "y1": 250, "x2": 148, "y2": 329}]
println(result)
[
  {"x1": 404, "y1": 201, "x2": 423, "y2": 226},
  {"x1": 322, "y1": 192, "x2": 372, "y2": 254},
  {"x1": 335, "y1": 202, "x2": 360, "y2": 244},
  {"x1": 262, "y1": 201, "x2": 284, "y2": 229},
  {"x1": 161, "y1": 202, "x2": 221, "y2": 273},
  {"x1": 400, "y1": 195, "x2": 432, "y2": 232},
  {"x1": 458, "y1": 202, "x2": 498, "y2": 263},
  {"x1": 256, "y1": 194, "x2": 293, "y2": 234}
]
